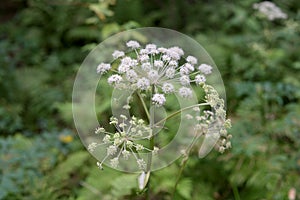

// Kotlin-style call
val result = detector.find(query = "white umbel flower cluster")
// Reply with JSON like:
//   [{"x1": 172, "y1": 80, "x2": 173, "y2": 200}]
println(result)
[
  {"x1": 253, "y1": 1, "x2": 287, "y2": 21},
  {"x1": 94, "y1": 40, "x2": 232, "y2": 170},
  {"x1": 97, "y1": 40, "x2": 214, "y2": 106},
  {"x1": 89, "y1": 115, "x2": 159, "y2": 170},
  {"x1": 202, "y1": 84, "x2": 232, "y2": 153}
]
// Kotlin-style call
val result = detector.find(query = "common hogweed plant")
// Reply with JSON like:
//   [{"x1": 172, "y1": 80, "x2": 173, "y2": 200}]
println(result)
[{"x1": 90, "y1": 40, "x2": 231, "y2": 192}]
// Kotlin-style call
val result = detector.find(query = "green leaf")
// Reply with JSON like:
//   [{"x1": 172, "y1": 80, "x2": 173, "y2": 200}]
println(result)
[
  {"x1": 111, "y1": 174, "x2": 138, "y2": 197},
  {"x1": 101, "y1": 23, "x2": 120, "y2": 39},
  {"x1": 177, "y1": 178, "x2": 192, "y2": 199},
  {"x1": 50, "y1": 151, "x2": 89, "y2": 184}
]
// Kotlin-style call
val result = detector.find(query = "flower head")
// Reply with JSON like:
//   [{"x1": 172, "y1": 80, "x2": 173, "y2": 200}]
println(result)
[
  {"x1": 195, "y1": 74, "x2": 206, "y2": 84},
  {"x1": 112, "y1": 50, "x2": 125, "y2": 59},
  {"x1": 179, "y1": 87, "x2": 193, "y2": 98},
  {"x1": 97, "y1": 63, "x2": 111, "y2": 74},
  {"x1": 152, "y1": 93, "x2": 166, "y2": 106},
  {"x1": 89, "y1": 115, "x2": 157, "y2": 170},
  {"x1": 137, "y1": 77, "x2": 150, "y2": 90},
  {"x1": 126, "y1": 40, "x2": 140, "y2": 49},
  {"x1": 186, "y1": 56, "x2": 197, "y2": 65},
  {"x1": 198, "y1": 64, "x2": 212, "y2": 75},
  {"x1": 108, "y1": 74, "x2": 122, "y2": 85},
  {"x1": 162, "y1": 83, "x2": 174, "y2": 94},
  {"x1": 94, "y1": 40, "x2": 231, "y2": 170}
]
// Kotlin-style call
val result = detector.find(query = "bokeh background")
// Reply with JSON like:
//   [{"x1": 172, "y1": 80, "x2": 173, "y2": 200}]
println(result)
[{"x1": 0, "y1": 0, "x2": 299, "y2": 199}]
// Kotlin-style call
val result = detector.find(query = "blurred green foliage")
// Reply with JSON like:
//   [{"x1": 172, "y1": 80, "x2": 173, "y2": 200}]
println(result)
[{"x1": 0, "y1": 0, "x2": 299, "y2": 199}]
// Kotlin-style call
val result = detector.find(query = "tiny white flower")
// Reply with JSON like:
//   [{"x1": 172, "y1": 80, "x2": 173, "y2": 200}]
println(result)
[
  {"x1": 137, "y1": 77, "x2": 150, "y2": 90},
  {"x1": 186, "y1": 56, "x2": 197, "y2": 65},
  {"x1": 169, "y1": 46, "x2": 184, "y2": 56},
  {"x1": 139, "y1": 54, "x2": 149, "y2": 63},
  {"x1": 96, "y1": 161, "x2": 103, "y2": 170},
  {"x1": 179, "y1": 87, "x2": 193, "y2": 98},
  {"x1": 122, "y1": 150, "x2": 131, "y2": 160},
  {"x1": 112, "y1": 50, "x2": 125, "y2": 59},
  {"x1": 154, "y1": 60, "x2": 164, "y2": 68},
  {"x1": 195, "y1": 74, "x2": 206, "y2": 84},
  {"x1": 224, "y1": 119, "x2": 232, "y2": 129},
  {"x1": 126, "y1": 40, "x2": 140, "y2": 49},
  {"x1": 152, "y1": 93, "x2": 166, "y2": 106},
  {"x1": 184, "y1": 63, "x2": 195, "y2": 72},
  {"x1": 120, "y1": 57, "x2": 138, "y2": 68},
  {"x1": 165, "y1": 67, "x2": 176, "y2": 78},
  {"x1": 180, "y1": 75, "x2": 190, "y2": 85},
  {"x1": 118, "y1": 64, "x2": 129, "y2": 74},
  {"x1": 119, "y1": 123, "x2": 127, "y2": 128},
  {"x1": 220, "y1": 128, "x2": 227, "y2": 136},
  {"x1": 107, "y1": 145, "x2": 117, "y2": 155},
  {"x1": 141, "y1": 62, "x2": 151, "y2": 71},
  {"x1": 110, "y1": 157, "x2": 119, "y2": 168},
  {"x1": 219, "y1": 146, "x2": 225, "y2": 153},
  {"x1": 198, "y1": 64, "x2": 213, "y2": 75},
  {"x1": 131, "y1": 59, "x2": 138, "y2": 67},
  {"x1": 180, "y1": 66, "x2": 189, "y2": 76},
  {"x1": 148, "y1": 70, "x2": 159, "y2": 82},
  {"x1": 162, "y1": 54, "x2": 171, "y2": 62},
  {"x1": 126, "y1": 140, "x2": 133, "y2": 148},
  {"x1": 226, "y1": 141, "x2": 231, "y2": 149},
  {"x1": 158, "y1": 47, "x2": 168, "y2": 53},
  {"x1": 169, "y1": 60, "x2": 178, "y2": 67},
  {"x1": 126, "y1": 69, "x2": 138, "y2": 82},
  {"x1": 113, "y1": 132, "x2": 120, "y2": 138},
  {"x1": 121, "y1": 57, "x2": 132, "y2": 65},
  {"x1": 137, "y1": 159, "x2": 146, "y2": 170},
  {"x1": 103, "y1": 135, "x2": 111, "y2": 143},
  {"x1": 145, "y1": 44, "x2": 157, "y2": 54},
  {"x1": 97, "y1": 63, "x2": 111, "y2": 74},
  {"x1": 146, "y1": 44, "x2": 157, "y2": 50},
  {"x1": 123, "y1": 104, "x2": 131, "y2": 109},
  {"x1": 114, "y1": 138, "x2": 122, "y2": 146},
  {"x1": 108, "y1": 74, "x2": 122, "y2": 85},
  {"x1": 136, "y1": 144, "x2": 144, "y2": 151},
  {"x1": 152, "y1": 146, "x2": 159, "y2": 155},
  {"x1": 88, "y1": 142, "x2": 97, "y2": 152},
  {"x1": 162, "y1": 83, "x2": 174, "y2": 94},
  {"x1": 167, "y1": 49, "x2": 180, "y2": 60},
  {"x1": 120, "y1": 114, "x2": 127, "y2": 119},
  {"x1": 140, "y1": 48, "x2": 149, "y2": 54},
  {"x1": 110, "y1": 116, "x2": 118, "y2": 124},
  {"x1": 137, "y1": 119, "x2": 144, "y2": 124},
  {"x1": 95, "y1": 127, "x2": 105, "y2": 134}
]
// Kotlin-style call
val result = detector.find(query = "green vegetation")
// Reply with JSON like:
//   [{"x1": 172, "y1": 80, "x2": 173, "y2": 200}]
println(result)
[{"x1": 0, "y1": 0, "x2": 299, "y2": 199}]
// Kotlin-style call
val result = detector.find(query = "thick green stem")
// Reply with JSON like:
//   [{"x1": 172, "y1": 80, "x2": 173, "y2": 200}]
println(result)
[
  {"x1": 146, "y1": 86, "x2": 156, "y2": 199},
  {"x1": 137, "y1": 89, "x2": 155, "y2": 199}
]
